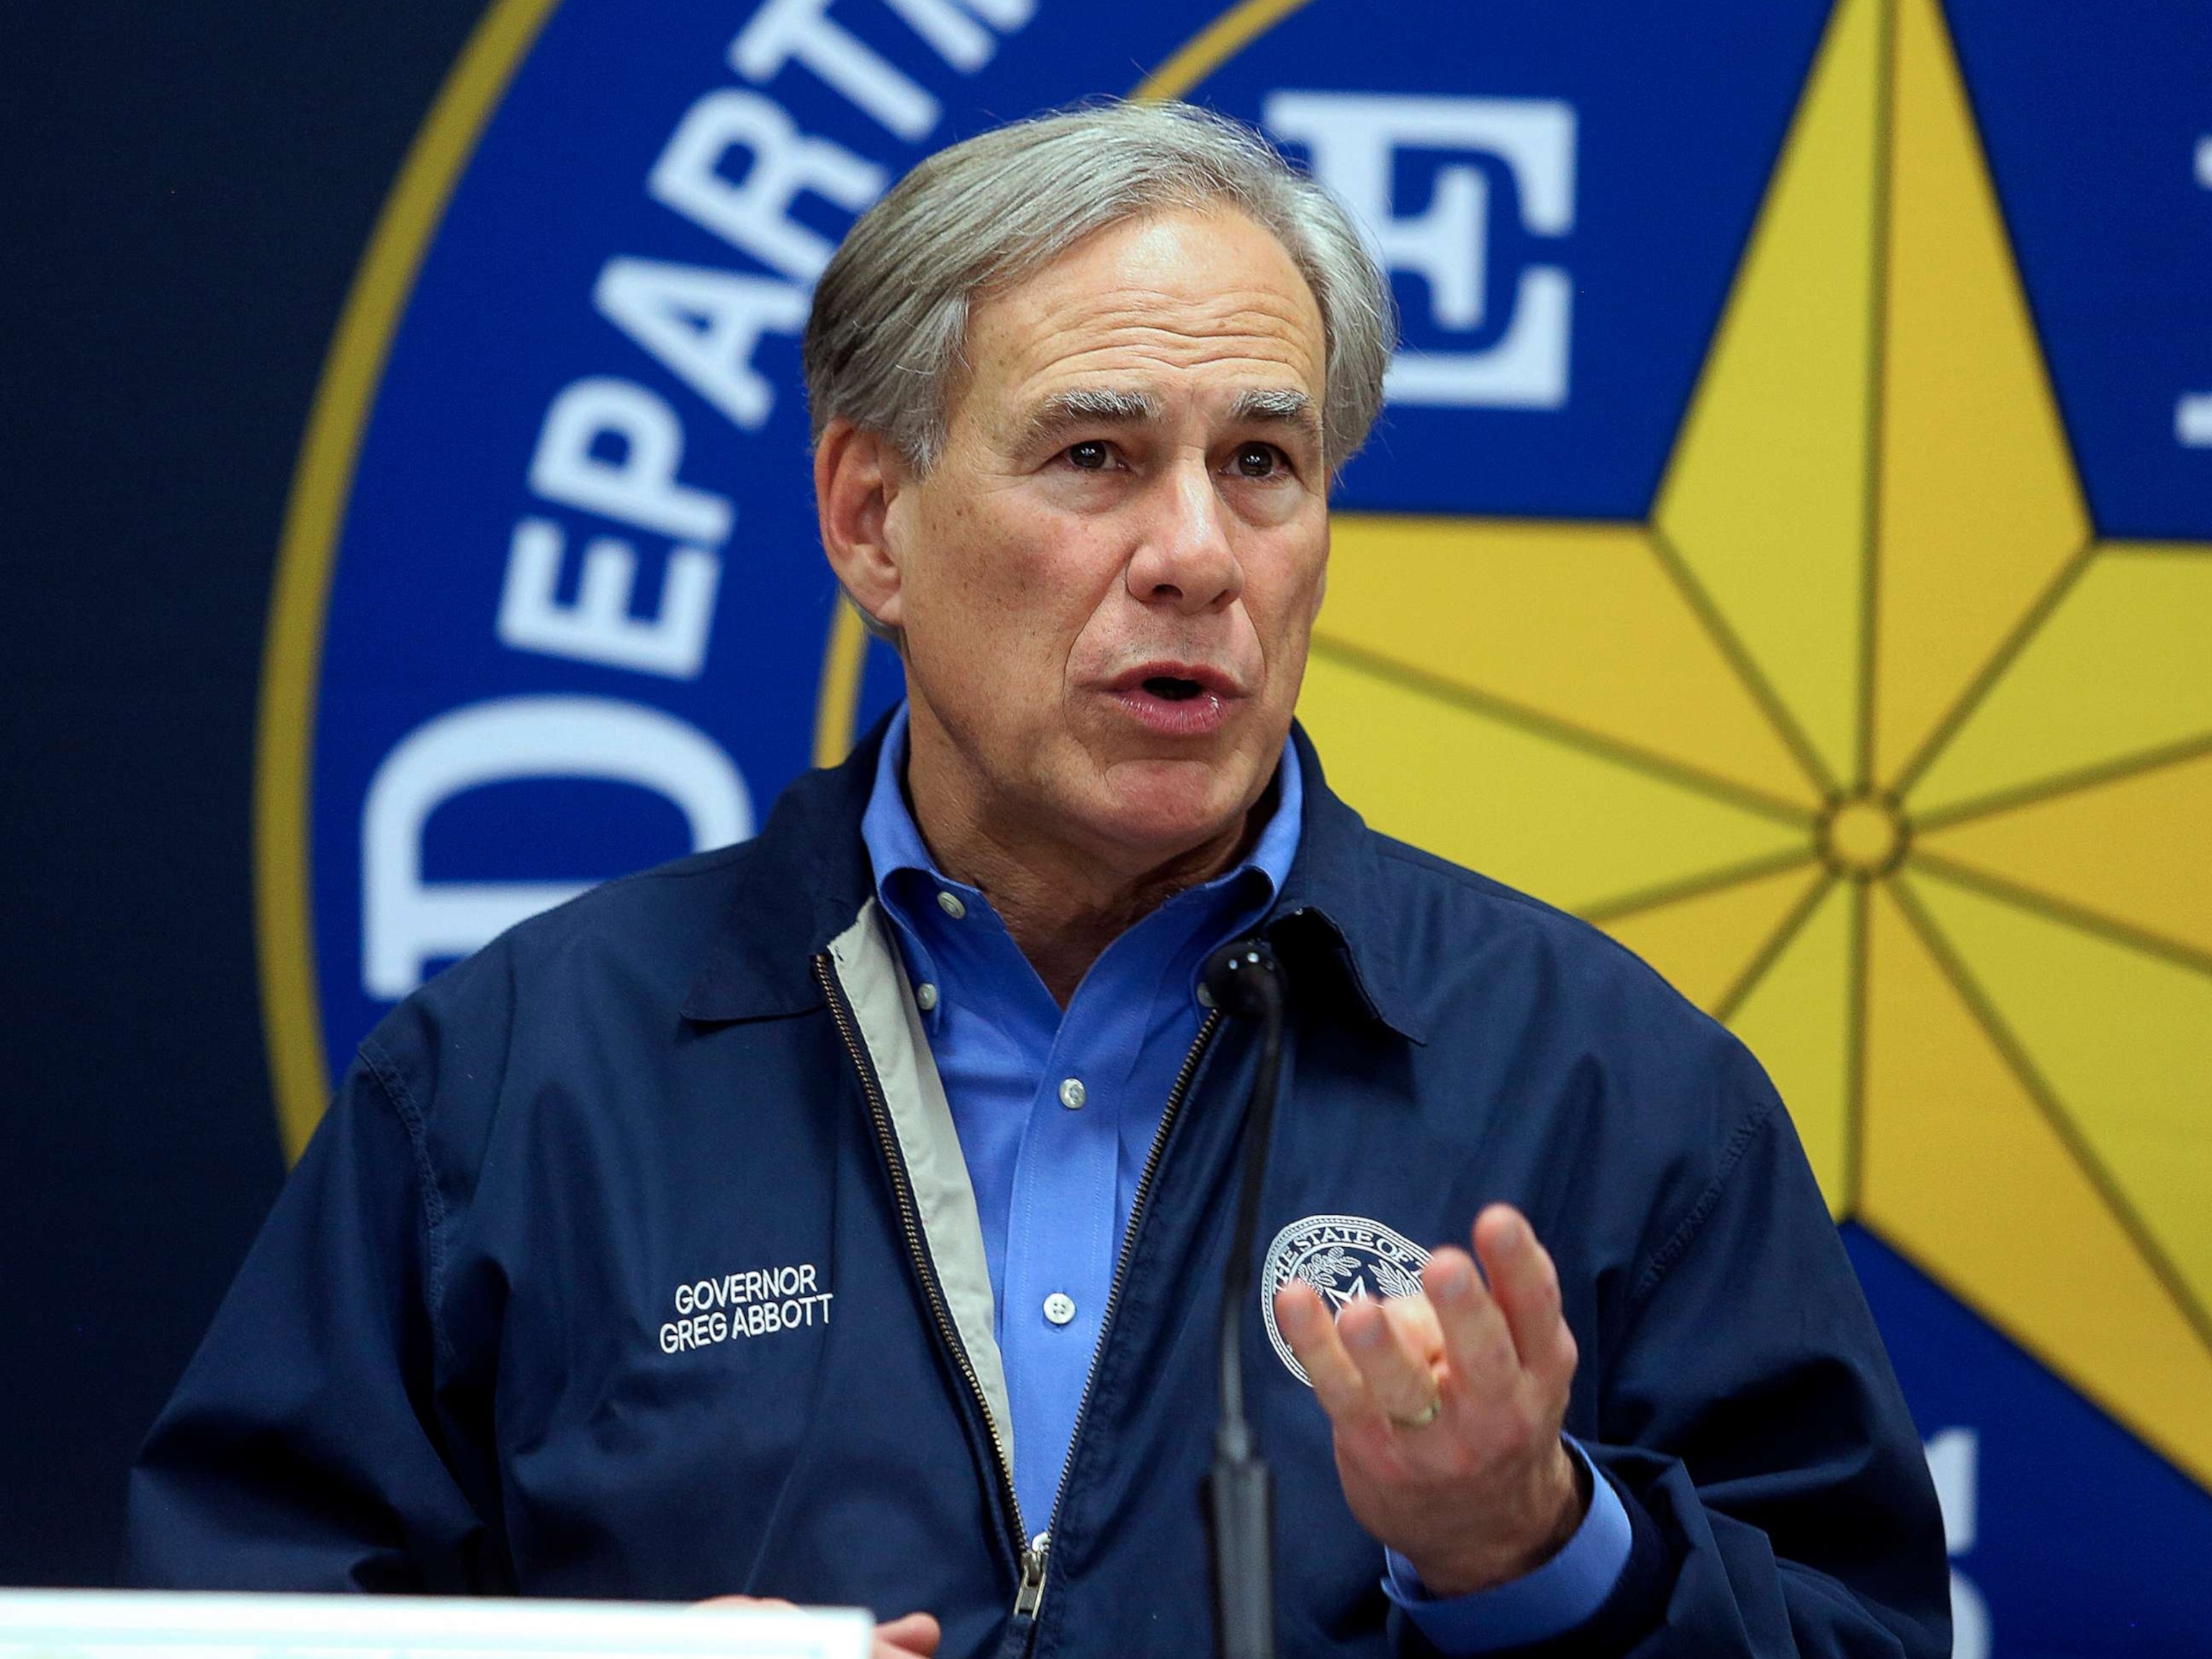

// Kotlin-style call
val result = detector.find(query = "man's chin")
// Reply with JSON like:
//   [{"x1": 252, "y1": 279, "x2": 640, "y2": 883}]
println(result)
[{"x1": 1077, "y1": 756, "x2": 1266, "y2": 864}]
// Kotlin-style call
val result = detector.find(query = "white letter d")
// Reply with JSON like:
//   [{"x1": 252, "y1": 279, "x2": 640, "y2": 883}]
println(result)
[{"x1": 361, "y1": 696, "x2": 752, "y2": 998}]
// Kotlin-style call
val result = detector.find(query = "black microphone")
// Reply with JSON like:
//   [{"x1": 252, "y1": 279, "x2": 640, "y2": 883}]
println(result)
[{"x1": 1200, "y1": 938, "x2": 1287, "y2": 1659}]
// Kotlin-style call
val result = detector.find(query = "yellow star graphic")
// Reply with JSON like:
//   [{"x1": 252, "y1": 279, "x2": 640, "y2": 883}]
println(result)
[{"x1": 1295, "y1": 0, "x2": 2212, "y2": 1487}]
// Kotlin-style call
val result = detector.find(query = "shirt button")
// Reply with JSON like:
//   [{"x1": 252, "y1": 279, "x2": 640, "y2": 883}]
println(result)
[
  {"x1": 936, "y1": 891, "x2": 967, "y2": 920},
  {"x1": 1043, "y1": 1292, "x2": 1076, "y2": 1326},
  {"x1": 1058, "y1": 1077, "x2": 1087, "y2": 1110},
  {"x1": 914, "y1": 982, "x2": 939, "y2": 1012}
]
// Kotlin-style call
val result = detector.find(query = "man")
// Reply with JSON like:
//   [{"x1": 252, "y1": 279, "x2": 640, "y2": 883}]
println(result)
[{"x1": 130, "y1": 103, "x2": 1947, "y2": 1658}]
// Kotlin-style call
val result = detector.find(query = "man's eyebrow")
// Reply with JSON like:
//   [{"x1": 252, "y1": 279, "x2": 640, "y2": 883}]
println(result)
[
  {"x1": 1229, "y1": 387, "x2": 1323, "y2": 444},
  {"x1": 1012, "y1": 385, "x2": 1324, "y2": 451},
  {"x1": 1017, "y1": 387, "x2": 1164, "y2": 449}
]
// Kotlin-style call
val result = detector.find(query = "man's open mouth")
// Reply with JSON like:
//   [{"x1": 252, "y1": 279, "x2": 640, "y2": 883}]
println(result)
[
  {"x1": 1103, "y1": 665, "x2": 1240, "y2": 737},
  {"x1": 1143, "y1": 675, "x2": 1206, "y2": 701}
]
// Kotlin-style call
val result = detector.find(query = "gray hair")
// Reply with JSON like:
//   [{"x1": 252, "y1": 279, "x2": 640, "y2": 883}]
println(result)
[{"x1": 802, "y1": 99, "x2": 1395, "y2": 477}]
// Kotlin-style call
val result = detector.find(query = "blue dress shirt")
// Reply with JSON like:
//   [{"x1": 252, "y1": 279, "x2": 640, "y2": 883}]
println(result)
[{"x1": 860, "y1": 704, "x2": 1627, "y2": 1650}]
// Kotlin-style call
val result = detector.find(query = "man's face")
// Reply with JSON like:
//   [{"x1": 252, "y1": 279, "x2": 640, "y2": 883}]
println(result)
[{"x1": 878, "y1": 205, "x2": 1332, "y2": 867}]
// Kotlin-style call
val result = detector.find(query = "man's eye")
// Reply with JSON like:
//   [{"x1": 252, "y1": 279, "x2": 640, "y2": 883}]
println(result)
[
  {"x1": 1233, "y1": 443, "x2": 1282, "y2": 479},
  {"x1": 1067, "y1": 440, "x2": 1110, "y2": 470}
]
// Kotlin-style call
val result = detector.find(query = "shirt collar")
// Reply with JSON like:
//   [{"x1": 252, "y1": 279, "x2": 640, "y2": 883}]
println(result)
[
  {"x1": 680, "y1": 708, "x2": 1422, "y2": 1045},
  {"x1": 860, "y1": 701, "x2": 1303, "y2": 921}
]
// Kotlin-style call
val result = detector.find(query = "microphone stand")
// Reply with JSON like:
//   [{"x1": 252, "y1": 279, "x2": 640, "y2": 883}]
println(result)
[{"x1": 1200, "y1": 939, "x2": 1287, "y2": 1659}]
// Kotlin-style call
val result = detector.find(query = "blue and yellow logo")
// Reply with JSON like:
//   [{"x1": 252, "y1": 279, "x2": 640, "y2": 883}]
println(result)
[
  {"x1": 1295, "y1": 0, "x2": 2212, "y2": 1494},
  {"x1": 265, "y1": 0, "x2": 2212, "y2": 1627}
]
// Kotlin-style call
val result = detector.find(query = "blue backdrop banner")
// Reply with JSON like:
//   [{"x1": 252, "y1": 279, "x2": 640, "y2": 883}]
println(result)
[{"x1": 262, "y1": 4, "x2": 2212, "y2": 1651}]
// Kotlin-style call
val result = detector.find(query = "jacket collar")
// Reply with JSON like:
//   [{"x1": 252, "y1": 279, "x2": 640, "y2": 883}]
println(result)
[
  {"x1": 681, "y1": 713, "x2": 1424, "y2": 1043},
  {"x1": 1265, "y1": 723, "x2": 1427, "y2": 1045},
  {"x1": 678, "y1": 717, "x2": 888, "y2": 1023}
]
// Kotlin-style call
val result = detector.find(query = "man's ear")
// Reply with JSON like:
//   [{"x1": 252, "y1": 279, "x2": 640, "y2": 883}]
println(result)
[{"x1": 815, "y1": 418, "x2": 908, "y2": 632}]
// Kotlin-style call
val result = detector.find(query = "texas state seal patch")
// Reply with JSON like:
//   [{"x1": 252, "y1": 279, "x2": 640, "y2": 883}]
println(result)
[{"x1": 1260, "y1": 1213, "x2": 1433, "y2": 1385}]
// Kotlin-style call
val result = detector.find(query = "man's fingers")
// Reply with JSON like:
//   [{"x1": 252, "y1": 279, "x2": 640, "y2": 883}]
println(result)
[
  {"x1": 875, "y1": 1611, "x2": 940, "y2": 1657},
  {"x1": 1423, "y1": 1246, "x2": 1517, "y2": 1401},
  {"x1": 1337, "y1": 1290, "x2": 1445, "y2": 1425},
  {"x1": 1473, "y1": 1205, "x2": 1575, "y2": 1383},
  {"x1": 1380, "y1": 1287, "x2": 1446, "y2": 1364},
  {"x1": 1274, "y1": 1280, "x2": 1381, "y2": 1425}
]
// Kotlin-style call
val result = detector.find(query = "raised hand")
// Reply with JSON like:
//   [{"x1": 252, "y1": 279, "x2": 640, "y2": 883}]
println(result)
[{"x1": 1272, "y1": 1203, "x2": 1588, "y2": 1597}]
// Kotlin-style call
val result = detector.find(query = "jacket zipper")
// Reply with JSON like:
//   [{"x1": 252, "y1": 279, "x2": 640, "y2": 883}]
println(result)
[
  {"x1": 1027, "y1": 1009, "x2": 1225, "y2": 1604},
  {"x1": 813, "y1": 956, "x2": 1033, "y2": 1573},
  {"x1": 819, "y1": 948, "x2": 1225, "y2": 1645},
  {"x1": 1012, "y1": 1535, "x2": 1049, "y2": 1619}
]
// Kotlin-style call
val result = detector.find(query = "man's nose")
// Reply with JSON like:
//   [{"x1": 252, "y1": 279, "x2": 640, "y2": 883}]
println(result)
[{"x1": 1126, "y1": 458, "x2": 1244, "y2": 616}]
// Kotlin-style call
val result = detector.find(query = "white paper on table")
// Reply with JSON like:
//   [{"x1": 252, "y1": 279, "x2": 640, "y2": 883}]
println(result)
[{"x1": 0, "y1": 1591, "x2": 871, "y2": 1659}]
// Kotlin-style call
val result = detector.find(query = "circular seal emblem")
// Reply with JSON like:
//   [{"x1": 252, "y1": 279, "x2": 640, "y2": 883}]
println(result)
[
  {"x1": 261, "y1": 0, "x2": 1824, "y2": 1164},
  {"x1": 1260, "y1": 1213, "x2": 1432, "y2": 1385}
]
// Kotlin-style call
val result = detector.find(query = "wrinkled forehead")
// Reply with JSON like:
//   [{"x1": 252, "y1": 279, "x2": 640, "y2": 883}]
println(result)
[{"x1": 956, "y1": 207, "x2": 1328, "y2": 434}]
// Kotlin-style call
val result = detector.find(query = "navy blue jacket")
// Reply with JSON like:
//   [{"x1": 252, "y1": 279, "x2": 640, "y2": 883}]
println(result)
[{"x1": 129, "y1": 726, "x2": 1948, "y2": 1658}]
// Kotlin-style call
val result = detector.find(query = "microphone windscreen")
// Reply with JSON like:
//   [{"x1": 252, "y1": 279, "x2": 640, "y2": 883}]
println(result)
[{"x1": 1200, "y1": 939, "x2": 1284, "y2": 1020}]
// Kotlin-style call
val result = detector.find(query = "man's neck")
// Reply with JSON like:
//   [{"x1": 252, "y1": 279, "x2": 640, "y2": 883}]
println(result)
[{"x1": 901, "y1": 728, "x2": 1258, "y2": 1008}]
